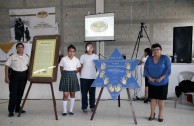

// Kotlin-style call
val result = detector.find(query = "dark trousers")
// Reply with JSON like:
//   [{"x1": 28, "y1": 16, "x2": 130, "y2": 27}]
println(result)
[
  {"x1": 80, "y1": 78, "x2": 96, "y2": 110},
  {"x1": 8, "y1": 70, "x2": 28, "y2": 113}
]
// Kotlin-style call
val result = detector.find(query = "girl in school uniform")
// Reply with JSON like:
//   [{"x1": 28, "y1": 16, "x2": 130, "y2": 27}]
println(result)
[
  {"x1": 59, "y1": 44, "x2": 80, "y2": 116},
  {"x1": 80, "y1": 42, "x2": 98, "y2": 113}
]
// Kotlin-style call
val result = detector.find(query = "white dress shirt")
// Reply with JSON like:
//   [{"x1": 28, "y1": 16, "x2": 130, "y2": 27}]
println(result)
[{"x1": 5, "y1": 53, "x2": 29, "y2": 72}]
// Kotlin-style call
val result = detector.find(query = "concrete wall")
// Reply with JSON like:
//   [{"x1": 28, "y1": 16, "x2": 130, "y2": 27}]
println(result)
[
  {"x1": 104, "y1": 0, "x2": 194, "y2": 58},
  {"x1": 0, "y1": 0, "x2": 194, "y2": 58}
]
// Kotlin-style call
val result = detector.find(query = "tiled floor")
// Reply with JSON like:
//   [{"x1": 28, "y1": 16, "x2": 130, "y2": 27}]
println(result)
[{"x1": 0, "y1": 99, "x2": 194, "y2": 126}]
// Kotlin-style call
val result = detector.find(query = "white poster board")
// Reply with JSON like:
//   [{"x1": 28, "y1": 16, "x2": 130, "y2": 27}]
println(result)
[
  {"x1": 9, "y1": 7, "x2": 58, "y2": 42},
  {"x1": 85, "y1": 13, "x2": 114, "y2": 41}
]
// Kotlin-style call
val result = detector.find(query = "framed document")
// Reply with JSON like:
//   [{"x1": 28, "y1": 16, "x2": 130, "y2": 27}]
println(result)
[{"x1": 28, "y1": 35, "x2": 60, "y2": 82}]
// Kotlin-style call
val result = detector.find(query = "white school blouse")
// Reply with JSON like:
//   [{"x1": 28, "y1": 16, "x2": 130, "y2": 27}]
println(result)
[{"x1": 59, "y1": 56, "x2": 80, "y2": 71}]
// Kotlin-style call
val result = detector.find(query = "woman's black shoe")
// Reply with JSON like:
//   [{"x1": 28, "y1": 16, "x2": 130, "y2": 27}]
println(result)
[
  {"x1": 158, "y1": 114, "x2": 163, "y2": 122},
  {"x1": 148, "y1": 113, "x2": 155, "y2": 121},
  {"x1": 158, "y1": 118, "x2": 163, "y2": 122}
]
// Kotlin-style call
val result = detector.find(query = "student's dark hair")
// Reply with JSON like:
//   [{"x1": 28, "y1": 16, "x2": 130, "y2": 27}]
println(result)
[
  {"x1": 151, "y1": 43, "x2": 162, "y2": 50},
  {"x1": 16, "y1": 43, "x2": 24, "y2": 48},
  {"x1": 144, "y1": 48, "x2": 152, "y2": 56},
  {"x1": 85, "y1": 42, "x2": 94, "y2": 53},
  {"x1": 67, "y1": 44, "x2": 76, "y2": 51}
]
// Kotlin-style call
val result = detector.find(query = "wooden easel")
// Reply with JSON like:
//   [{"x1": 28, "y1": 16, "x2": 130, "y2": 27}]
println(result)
[
  {"x1": 90, "y1": 88, "x2": 137, "y2": 125},
  {"x1": 17, "y1": 81, "x2": 58, "y2": 120},
  {"x1": 118, "y1": 95, "x2": 120, "y2": 107},
  {"x1": 18, "y1": 35, "x2": 60, "y2": 120}
]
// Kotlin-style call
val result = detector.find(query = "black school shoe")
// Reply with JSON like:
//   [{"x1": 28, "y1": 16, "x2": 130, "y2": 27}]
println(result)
[
  {"x1": 90, "y1": 108, "x2": 95, "y2": 112},
  {"x1": 69, "y1": 112, "x2": 74, "y2": 116},
  {"x1": 8, "y1": 113, "x2": 14, "y2": 117},
  {"x1": 82, "y1": 109, "x2": 88, "y2": 114},
  {"x1": 62, "y1": 113, "x2": 67, "y2": 116}
]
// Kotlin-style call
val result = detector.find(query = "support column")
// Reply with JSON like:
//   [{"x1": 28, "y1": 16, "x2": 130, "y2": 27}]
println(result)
[{"x1": 96, "y1": 0, "x2": 104, "y2": 58}]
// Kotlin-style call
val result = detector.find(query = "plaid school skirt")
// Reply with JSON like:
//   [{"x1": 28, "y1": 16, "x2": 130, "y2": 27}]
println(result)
[{"x1": 59, "y1": 70, "x2": 80, "y2": 92}]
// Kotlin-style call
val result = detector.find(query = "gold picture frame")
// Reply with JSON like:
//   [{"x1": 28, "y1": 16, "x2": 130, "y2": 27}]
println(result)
[{"x1": 28, "y1": 35, "x2": 60, "y2": 82}]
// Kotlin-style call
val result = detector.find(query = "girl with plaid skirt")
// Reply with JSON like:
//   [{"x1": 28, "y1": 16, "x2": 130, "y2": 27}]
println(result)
[{"x1": 59, "y1": 44, "x2": 80, "y2": 116}]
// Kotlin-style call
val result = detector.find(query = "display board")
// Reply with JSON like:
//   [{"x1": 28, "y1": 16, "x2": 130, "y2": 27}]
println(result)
[{"x1": 28, "y1": 35, "x2": 60, "y2": 82}]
